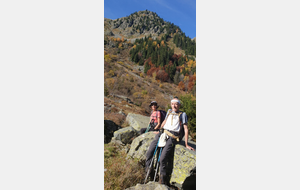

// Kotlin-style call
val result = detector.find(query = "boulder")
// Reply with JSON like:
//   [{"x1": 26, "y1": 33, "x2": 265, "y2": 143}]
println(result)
[
  {"x1": 109, "y1": 137, "x2": 131, "y2": 154},
  {"x1": 126, "y1": 113, "x2": 149, "y2": 132},
  {"x1": 127, "y1": 132, "x2": 196, "y2": 189},
  {"x1": 127, "y1": 132, "x2": 157, "y2": 160},
  {"x1": 170, "y1": 143, "x2": 196, "y2": 189},
  {"x1": 125, "y1": 182, "x2": 170, "y2": 190},
  {"x1": 114, "y1": 126, "x2": 138, "y2": 144},
  {"x1": 104, "y1": 120, "x2": 121, "y2": 144}
]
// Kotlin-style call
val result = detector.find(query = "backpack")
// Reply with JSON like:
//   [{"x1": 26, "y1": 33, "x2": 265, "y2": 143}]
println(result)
[
  {"x1": 147, "y1": 110, "x2": 167, "y2": 132},
  {"x1": 165, "y1": 109, "x2": 186, "y2": 141},
  {"x1": 158, "y1": 110, "x2": 167, "y2": 123}
]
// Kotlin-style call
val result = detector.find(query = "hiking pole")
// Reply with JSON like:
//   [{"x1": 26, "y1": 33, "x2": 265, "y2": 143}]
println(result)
[
  {"x1": 153, "y1": 147, "x2": 163, "y2": 182},
  {"x1": 145, "y1": 122, "x2": 151, "y2": 133},
  {"x1": 144, "y1": 137, "x2": 160, "y2": 184}
]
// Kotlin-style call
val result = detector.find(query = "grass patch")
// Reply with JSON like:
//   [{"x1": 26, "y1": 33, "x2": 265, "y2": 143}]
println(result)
[{"x1": 104, "y1": 143, "x2": 144, "y2": 190}]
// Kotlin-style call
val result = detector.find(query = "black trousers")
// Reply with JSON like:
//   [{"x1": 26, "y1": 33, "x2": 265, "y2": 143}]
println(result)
[{"x1": 145, "y1": 131, "x2": 178, "y2": 176}]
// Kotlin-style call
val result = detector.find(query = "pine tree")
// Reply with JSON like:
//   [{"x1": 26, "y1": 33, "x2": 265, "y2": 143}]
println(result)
[{"x1": 144, "y1": 61, "x2": 150, "y2": 73}]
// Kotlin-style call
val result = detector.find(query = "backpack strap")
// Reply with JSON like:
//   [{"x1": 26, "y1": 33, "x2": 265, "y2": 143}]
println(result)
[
  {"x1": 178, "y1": 111, "x2": 183, "y2": 129},
  {"x1": 163, "y1": 109, "x2": 171, "y2": 126}
]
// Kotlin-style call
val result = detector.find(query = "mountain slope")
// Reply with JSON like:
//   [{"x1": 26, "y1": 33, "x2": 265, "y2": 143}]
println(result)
[{"x1": 104, "y1": 10, "x2": 196, "y2": 130}]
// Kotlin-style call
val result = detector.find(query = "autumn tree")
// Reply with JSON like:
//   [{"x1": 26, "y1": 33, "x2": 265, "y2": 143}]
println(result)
[
  {"x1": 178, "y1": 81, "x2": 185, "y2": 91},
  {"x1": 156, "y1": 70, "x2": 169, "y2": 82}
]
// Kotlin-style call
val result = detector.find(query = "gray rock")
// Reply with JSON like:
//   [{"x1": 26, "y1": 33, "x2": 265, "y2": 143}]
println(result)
[
  {"x1": 104, "y1": 120, "x2": 121, "y2": 143},
  {"x1": 114, "y1": 126, "x2": 138, "y2": 144},
  {"x1": 127, "y1": 132, "x2": 157, "y2": 161},
  {"x1": 109, "y1": 137, "x2": 131, "y2": 154},
  {"x1": 126, "y1": 113, "x2": 149, "y2": 131},
  {"x1": 125, "y1": 182, "x2": 170, "y2": 190},
  {"x1": 118, "y1": 110, "x2": 126, "y2": 116},
  {"x1": 104, "y1": 30, "x2": 114, "y2": 36},
  {"x1": 127, "y1": 131, "x2": 196, "y2": 189}
]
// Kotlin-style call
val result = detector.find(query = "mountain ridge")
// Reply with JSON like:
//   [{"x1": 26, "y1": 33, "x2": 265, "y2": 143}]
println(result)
[{"x1": 104, "y1": 10, "x2": 196, "y2": 131}]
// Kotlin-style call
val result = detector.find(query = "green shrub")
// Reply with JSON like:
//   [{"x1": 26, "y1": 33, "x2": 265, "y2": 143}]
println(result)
[{"x1": 167, "y1": 94, "x2": 196, "y2": 135}]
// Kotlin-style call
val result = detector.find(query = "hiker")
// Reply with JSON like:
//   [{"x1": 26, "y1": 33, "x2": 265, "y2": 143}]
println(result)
[
  {"x1": 139, "y1": 101, "x2": 161, "y2": 134},
  {"x1": 145, "y1": 98, "x2": 195, "y2": 185}
]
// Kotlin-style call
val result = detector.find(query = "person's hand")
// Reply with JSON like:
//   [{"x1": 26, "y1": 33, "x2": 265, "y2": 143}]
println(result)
[
  {"x1": 186, "y1": 145, "x2": 195, "y2": 151},
  {"x1": 153, "y1": 131, "x2": 159, "y2": 134}
]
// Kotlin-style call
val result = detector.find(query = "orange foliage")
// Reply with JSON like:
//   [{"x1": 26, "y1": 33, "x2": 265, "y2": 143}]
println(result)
[
  {"x1": 189, "y1": 75, "x2": 196, "y2": 82},
  {"x1": 156, "y1": 70, "x2": 169, "y2": 82},
  {"x1": 187, "y1": 81, "x2": 195, "y2": 91},
  {"x1": 147, "y1": 67, "x2": 159, "y2": 77},
  {"x1": 178, "y1": 81, "x2": 185, "y2": 91}
]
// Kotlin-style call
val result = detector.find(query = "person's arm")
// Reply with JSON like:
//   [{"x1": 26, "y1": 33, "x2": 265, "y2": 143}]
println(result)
[
  {"x1": 183, "y1": 124, "x2": 195, "y2": 151},
  {"x1": 161, "y1": 119, "x2": 167, "y2": 128},
  {"x1": 154, "y1": 117, "x2": 161, "y2": 130}
]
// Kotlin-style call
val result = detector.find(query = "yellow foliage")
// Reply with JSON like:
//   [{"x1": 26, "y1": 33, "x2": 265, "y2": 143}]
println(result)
[
  {"x1": 183, "y1": 76, "x2": 189, "y2": 82},
  {"x1": 133, "y1": 45, "x2": 136, "y2": 49},
  {"x1": 187, "y1": 60, "x2": 195, "y2": 68},
  {"x1": 157, "y1": 44, "x2": 160, "y2": 48},
  {"x1": 118, "y1": 61, "x2": 124, "y2": 65},
  {"x1": 159, "y1": 84, "x2": 163, "y2": 88},
  {"x1": 153, "y1": 41, "x2": 157, "y2": 46},
  {"x1": 104, "y1": 54, "x2": 111, "y2": 62},
  {"x1": 144, "y1": 42, "x2": 146, "y2": 46},
  {"x1": 140, "y1": 73, "x2": 144, "y2": 77},
  {"x1": 109, "y1": 70, "x2": 115, "y2": 76},
  {"x1": 110, "y1": 55, "x2": 117, "y2": 61},
  {"x1": 126, "y1": 74, "x2": 129, "y2": 77},
  {"x1": 118, "y1": 43, "x2": 122, "y2": 48},
  {"x1": 152, "y1": 72, "x2": 156, "y2": 80},
  {"x1": 117, "y1": 38, "x2": 121, "y2": 42},
  {"x1": 161, "y1": 41, "x2": 164, "y2": 46}
]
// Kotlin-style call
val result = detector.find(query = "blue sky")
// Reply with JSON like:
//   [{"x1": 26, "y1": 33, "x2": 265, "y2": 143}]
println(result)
[{"x1": 104, "y1": 0, "x2": 196, "y2": 39}]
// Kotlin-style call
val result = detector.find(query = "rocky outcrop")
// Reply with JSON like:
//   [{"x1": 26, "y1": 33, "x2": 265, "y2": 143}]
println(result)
[
  {"x1": 127, "y1": 131, "x2": 196, "y2": 189},
  {"x1": 125, "y1": 182, "x2": 170, "y2": 190},
  {"x1": 113, "y1": 126, "x2": 138, "y2": 144},
  {"x1": 127, "y1": 132, "x2": 157, "y2": 160},
  {"x1": 104, "y1": 120, "x2": 121, "y2": 143},
  {"x1": 109, "y1": 137, "x2": 131, "y2": 154},
  {"x1": 111, "y1": 94, "x2": 134, "y2": 104},
  {"x1": 126, "y1": 113, "x2": 149, "y2": 132}
]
